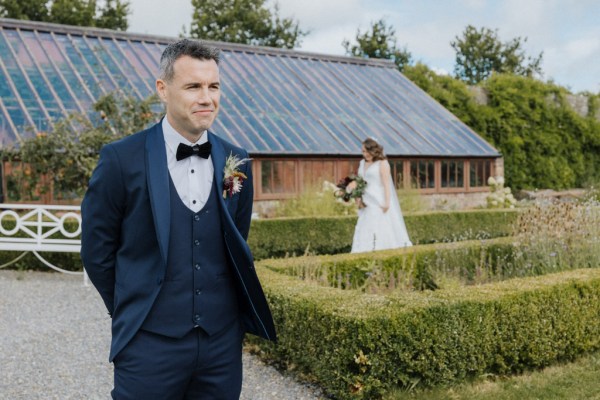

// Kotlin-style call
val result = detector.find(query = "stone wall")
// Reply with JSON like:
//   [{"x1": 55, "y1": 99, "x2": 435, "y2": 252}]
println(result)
[{"x1": 417, "y1": 191, "x2": 489, "y2": 211}]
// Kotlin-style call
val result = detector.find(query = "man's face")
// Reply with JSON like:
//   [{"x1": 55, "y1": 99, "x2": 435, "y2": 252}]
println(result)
[{"x1": 156, "y1": 55, "x2": 221, "y2": 142}]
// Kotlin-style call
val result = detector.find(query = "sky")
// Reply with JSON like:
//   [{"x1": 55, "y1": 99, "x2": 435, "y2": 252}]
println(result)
[{"x1": 127, "y1": 0, "x2": 600, "y2": 94}]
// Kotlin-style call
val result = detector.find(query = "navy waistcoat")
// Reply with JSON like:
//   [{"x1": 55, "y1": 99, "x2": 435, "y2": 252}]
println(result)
[{"x1": 140, "y1": 176, "x2": 239, "y2": 338}]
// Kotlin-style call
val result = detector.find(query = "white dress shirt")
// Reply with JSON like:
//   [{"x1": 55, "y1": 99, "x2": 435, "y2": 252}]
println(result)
[{"x1": 162, "y1": 117, "x2": 214, "y2": 213}]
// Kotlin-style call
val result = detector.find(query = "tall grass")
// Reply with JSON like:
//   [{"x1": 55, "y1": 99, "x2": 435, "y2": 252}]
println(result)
[
  {"x1": 271, "y1": 181, "x2": 427, "y2": 218},
  {"x1": 271, "y1": 182, "x2": 357, "y2": 218}
]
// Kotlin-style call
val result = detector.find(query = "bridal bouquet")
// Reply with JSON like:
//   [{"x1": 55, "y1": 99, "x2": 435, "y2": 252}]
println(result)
[{"x1": 334, "y1": 175, "x2": 367, "y2": 204}]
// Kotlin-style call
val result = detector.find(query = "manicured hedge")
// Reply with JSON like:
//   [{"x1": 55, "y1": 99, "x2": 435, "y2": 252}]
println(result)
[
  {"x1": 252, "y1": 265, "x2": 600, "y2": 399},
  {"x1": 0, "y1": 209, "x2": 518, "y2": 268},
  {"x1": 248, "y1": 209, "x2": 519, "y2": 260},
  {"x1": 260, "y1": 238, "x2": 519, "y2": 291}
]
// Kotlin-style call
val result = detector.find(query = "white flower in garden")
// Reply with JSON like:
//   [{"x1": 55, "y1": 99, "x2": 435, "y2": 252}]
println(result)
[
  {"x1": 488, "y1": 176, "x2": 497, "y2": 186},
  {"x1": 496, "y1": 176, "x2": 505, "y2": 186},
  {"x1": 504, "y1": 187, "x2": 511, "y2": 194}
]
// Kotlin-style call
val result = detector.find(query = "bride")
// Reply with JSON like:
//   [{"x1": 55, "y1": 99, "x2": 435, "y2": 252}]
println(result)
[{"x1": 351, "y1": 138, "x2": 412, "y2": 253}]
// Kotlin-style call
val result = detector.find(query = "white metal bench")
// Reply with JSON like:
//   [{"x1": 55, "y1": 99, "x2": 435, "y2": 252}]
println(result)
[{"x1": 0, "y1": 204, "x2": 87, "y2": 284}]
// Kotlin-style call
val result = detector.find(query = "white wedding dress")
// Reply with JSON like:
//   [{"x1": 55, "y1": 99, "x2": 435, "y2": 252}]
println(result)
[{"x1": 351, "y1": 159, "x2": 413, "y2": 253}]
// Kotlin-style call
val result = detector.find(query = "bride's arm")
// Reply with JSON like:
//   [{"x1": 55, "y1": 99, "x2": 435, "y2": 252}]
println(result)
[{"x1": 380, "y1": 160, "x2": 392, "y2": 213}]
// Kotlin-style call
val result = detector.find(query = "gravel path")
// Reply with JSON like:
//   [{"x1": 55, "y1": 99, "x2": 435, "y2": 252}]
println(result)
[{"x1": 0, "y1": 270, "x2": 323, "y2": 400}]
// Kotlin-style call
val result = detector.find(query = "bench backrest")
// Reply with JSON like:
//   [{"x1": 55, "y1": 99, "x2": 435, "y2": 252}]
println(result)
[{"x1": 0, "y1": 204, "x2": 81, "y2": 253}]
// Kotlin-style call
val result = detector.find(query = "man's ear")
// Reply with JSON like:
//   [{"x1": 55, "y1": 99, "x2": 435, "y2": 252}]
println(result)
[{"x1": 156, "y1": 79, "x2": 167, "y2": 102}]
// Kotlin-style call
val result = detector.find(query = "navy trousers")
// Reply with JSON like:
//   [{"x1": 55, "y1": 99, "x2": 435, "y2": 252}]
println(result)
[{"x1": 112, "y1": 320, "x2": 244, "y2": 400}]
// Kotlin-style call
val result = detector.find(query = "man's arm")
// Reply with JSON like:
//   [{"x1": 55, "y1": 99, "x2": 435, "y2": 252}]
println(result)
[{"x1": 81, "y1": 144, "x2": 126, "y2": 315}]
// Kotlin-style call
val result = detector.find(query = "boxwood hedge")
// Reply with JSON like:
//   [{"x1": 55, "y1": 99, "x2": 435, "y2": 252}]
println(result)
[{"x1": 252, "y1": 265, "x2": 600, "y2": 399}]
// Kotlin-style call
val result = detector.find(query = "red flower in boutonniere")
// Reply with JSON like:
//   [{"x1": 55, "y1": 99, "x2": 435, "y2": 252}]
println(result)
[{"x1": 223, "y1": 153, "x2": 250, "y2": 199}]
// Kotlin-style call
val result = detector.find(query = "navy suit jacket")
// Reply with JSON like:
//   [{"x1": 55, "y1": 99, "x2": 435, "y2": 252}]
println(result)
[{"x1": 81, "y1": 121, "x2": 276, "y2": 361}]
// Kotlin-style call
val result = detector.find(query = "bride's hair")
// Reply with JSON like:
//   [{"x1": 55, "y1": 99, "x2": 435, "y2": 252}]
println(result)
[{"x1": 362, "y1": 138, "x2": 386, "y2": 160}]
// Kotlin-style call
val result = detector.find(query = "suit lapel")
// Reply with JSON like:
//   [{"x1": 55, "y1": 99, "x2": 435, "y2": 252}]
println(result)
[
  {"x1": 208, "y1": 131, "x2": 226, "y2": 202},
  {"x1": 145, "y1": 121, "x2": 170, "y2": 266},
  {"x1": 209, "y1": 131, "x2": 238, "y2": 230}
]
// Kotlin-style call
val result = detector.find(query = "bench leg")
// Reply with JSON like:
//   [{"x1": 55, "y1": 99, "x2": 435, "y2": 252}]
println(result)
[{"x1": 0, "y1": 252, "x2": 28, "y2": 269}]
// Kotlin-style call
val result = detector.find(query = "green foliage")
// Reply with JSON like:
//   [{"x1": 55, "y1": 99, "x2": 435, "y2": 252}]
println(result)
[
  {"x1": 248, "y1": 209, "x2": 518, "y2": 260},
  {"x1": 189, "y1": 0, "x2": 307, "y2": 49},
  {"x1": 451, "y1": 25, "x2": 543, "y2": 84},
  {"x1": 0, "y1": 0, "x2": 47, "y2": 20},
  {"x1": 404, "y1": 64, "x2": 600, "y2": 191},
  {"x1": 482, "y1": 75, "x2": 600, "y2": 190},
  {"x1": 250, "y1": 202, "x2": 600, "y2": 398},
  {"x1": 0, "y1": 0, "x2": 130, "y2": 30},
  {"x1": 94, "y1": 0, "x2": 129, "y2": 30},
  {"x1": 1, "y1": 92, "x2": 160, "y2": 200},
  {"x1": 343, "y1": 19, "x2": 412, "y2": 71},
  {"x1": 251, "y1": 266, "x2": 600, "y2": 399},
  {"x1": 403, "y1": 63, "x2": 487, "y2": 129}
]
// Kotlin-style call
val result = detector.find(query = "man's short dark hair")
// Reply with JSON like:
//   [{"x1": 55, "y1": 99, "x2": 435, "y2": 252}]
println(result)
[{"x1": 159, "y1": 39, "x2": 221, "y2": 82}]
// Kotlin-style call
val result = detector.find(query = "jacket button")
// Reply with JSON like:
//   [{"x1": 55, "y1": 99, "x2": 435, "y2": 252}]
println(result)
[
  {"x1": 194, "y1": 240, "x2": 200, "y2": 246},
  {"x1": 194, "y1": 264, "x2": 201, "y2": 270},
  {"x1": 194, "y1": 215, "x2": 200, "y2": 221},
  {"x1": 195, "y1": 289, "x2": 201, "y2": 295}
]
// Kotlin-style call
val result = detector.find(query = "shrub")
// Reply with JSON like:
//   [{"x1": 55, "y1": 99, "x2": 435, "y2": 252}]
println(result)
[
  {"x1": 251, "y1": 266, "x2": 600, "y2": 399},
  {"x1": 248, "y1": 209, "x2": 519, "y2": 260}
]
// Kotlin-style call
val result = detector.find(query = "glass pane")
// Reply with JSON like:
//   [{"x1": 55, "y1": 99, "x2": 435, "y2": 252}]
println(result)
[
  {"x1": 40, "y1": 32, "x2": 94, "y2": 107},
  {"x1": 56, "y1": 34, "x2": 103, "y2": 98},
  {"x1": 470, "y1": 161, "x2": 477, "y2": 187},
  {"x1": 100, "y1": 38, "x2": 143, "y2": 96},
  {"x1": 427, "y1": 161, "x2": 435, "y2": 188},
  {"x1": 20, "y1": 30, "x2": 79, "y2": 111},
  {"x1": 261, "y1": 160, "x2": 273, "y2": 194},
  {"x1": 441, "y1": 160, "x2": 449, "y2": 188},
  {"x1": 457, "y1": 161, "x2": 464, "y2": 187},
  {"x1": 71, "y1": 35, "x2": 116, "y2": 93}
]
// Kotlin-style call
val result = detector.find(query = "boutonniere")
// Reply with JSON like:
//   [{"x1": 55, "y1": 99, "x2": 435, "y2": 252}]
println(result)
[{"x1": 223, "y1": 153, "x2": 250, "y2": 199}]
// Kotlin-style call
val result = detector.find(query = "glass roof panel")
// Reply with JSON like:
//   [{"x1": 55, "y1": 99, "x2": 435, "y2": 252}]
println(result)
[{"x1": 0, "y1": 20, "x2": 500, "y2": 158}]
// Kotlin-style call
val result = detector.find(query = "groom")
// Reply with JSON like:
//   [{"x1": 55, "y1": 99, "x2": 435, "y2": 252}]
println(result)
[{"x1": 81, "y1": 39, "x2": 276, "y2": 399}]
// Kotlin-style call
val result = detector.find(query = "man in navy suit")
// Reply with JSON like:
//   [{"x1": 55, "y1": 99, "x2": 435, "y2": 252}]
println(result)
[{"x1": 81, "y1": 39, "x2": 276, "y2": 399}]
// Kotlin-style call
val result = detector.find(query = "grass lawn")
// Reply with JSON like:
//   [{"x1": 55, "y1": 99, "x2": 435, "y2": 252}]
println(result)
[{"x1": 385, "y1": 351, "x2": 600, "y2": 400}]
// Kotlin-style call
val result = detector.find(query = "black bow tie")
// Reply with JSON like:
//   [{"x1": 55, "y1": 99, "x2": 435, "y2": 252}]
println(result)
[{"x1": 176, "y1": 142, "x2": 212, "y2": 161}]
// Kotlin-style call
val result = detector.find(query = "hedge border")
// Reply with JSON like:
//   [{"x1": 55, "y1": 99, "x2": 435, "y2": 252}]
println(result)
[
  {"x1": 252, "y1": 264, "x2": 600, "y2": 399},
  {"x1": 248, "y1": 209, "x2": 518, "y2": 260}
]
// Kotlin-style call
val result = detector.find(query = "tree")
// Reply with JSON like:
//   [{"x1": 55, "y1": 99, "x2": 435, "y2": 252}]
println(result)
[
  {"x1": 0, "y1": 0, "x2": 48, "y2": 20},
  {"x1": 0, "y1": 0, "x2": 130, "y2": 31},
  {"x1": 50, "y1": 0, "x2": 96, "y2": 27},
  {"x1": 451, "y1": 25, "x2": 543, "y2": 84},
  {"x1": 342, "y1": 19, "x2": 412, "y2": 71},
  {"x1": 189, "y1": 0, "x2": 306, "y2": 49},
  {"x1": 95, "y1": 0, "x2": 129, "y2": 31}
]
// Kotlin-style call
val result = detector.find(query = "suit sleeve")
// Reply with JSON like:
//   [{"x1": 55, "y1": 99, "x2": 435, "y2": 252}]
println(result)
[
  {"x1": 234, "y1": 151, "x2": 253, "y2": 241},
  {"x1": 81, "y1": 144, "x2": 126, "y2": 316}
]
